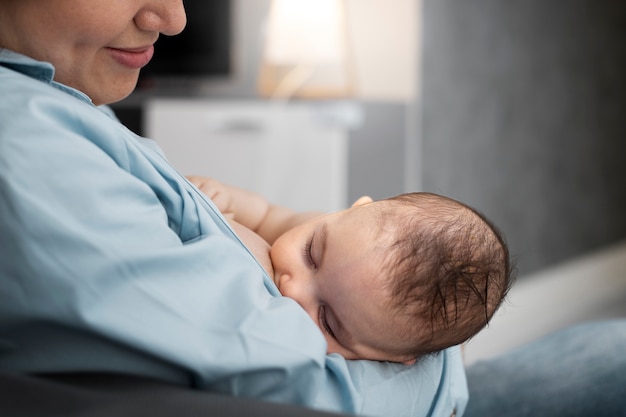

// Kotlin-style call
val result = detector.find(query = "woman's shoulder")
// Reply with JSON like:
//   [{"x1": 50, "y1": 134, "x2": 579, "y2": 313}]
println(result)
[
  {"x1": 1, "y1": 60, "x2": 92, "y2": 129},
  {"x1": 0, "y1": 49, "x2": 55, "y2": 82},
  {"x1": 0, "y1": 50, "x2": 97, "y2": 118},
  {"x1": 0, "y1": 55, "x2": 131, "y2": 143}
]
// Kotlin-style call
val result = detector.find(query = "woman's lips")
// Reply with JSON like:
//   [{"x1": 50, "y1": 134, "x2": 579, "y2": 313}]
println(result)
[{"x1": 108, "y1": 45, "x2": 154, "y2": 69}]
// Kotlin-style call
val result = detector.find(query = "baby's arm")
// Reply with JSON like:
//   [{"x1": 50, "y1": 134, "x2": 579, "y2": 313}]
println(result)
[{"x1": 187, "y1": 176, "x2": 322, "y2": 244}]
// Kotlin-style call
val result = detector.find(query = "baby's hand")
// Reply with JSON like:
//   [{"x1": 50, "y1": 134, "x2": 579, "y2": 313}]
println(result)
[{"x1": 187, "y1": 175, "x2": 235, "y2": 220}]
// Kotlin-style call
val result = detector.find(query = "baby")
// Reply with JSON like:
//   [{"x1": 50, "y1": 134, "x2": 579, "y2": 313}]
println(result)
[{"x1": 189, "y1": 176, "x2": 514, "y2": 364}]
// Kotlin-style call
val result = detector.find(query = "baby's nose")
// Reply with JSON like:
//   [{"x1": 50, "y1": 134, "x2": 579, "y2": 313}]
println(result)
[
  {"x1": 274, "y1": 273, "x2": 288, "y2": 292},
  {"x1": 276, "y1": 273, "x2": 318, "y2": 311}
]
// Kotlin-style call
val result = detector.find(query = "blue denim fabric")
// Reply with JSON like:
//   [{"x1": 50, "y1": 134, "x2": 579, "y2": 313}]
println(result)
[{"x1": 464, "y1": 319, "x2": 626, "y2": 417}]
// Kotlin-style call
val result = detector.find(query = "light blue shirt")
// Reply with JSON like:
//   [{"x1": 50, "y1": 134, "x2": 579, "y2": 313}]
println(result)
[{"x1": 0, "y1": 50, "x2": 468, "y2": 417}]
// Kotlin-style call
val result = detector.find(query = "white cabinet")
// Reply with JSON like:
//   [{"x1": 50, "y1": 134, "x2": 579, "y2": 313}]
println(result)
[{"x1": 144, "y1": 100, "x2": 348, "y2": 212}]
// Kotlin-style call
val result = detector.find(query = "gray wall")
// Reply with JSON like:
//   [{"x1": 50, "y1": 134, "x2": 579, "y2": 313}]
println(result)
[
  {"x1": 420, "y1": 0, "x2": 626, "y2": 274},
  {"x1": 348, "y1": 103, "x2": 407, "y2": 203}
]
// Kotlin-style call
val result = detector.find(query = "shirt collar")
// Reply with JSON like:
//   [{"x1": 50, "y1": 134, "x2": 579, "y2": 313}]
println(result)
[
  {"x1": 0, "y1": 49, "x2": 93, "y2": 104},
  {"x1": 0, "y1": 49, "x2": 55, "y2": 81}
]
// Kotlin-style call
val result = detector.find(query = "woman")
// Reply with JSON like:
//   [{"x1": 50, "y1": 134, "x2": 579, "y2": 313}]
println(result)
[
  {"x1": 2, "y1": 2, "x2": 624, "y2": 417},
  {"x1": 0, "y1": 2, "x2": 466, "y2": 417}
]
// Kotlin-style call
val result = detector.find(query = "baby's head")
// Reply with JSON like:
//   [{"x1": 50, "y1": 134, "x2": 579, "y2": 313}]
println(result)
[
  {"x1": 379, "y1": 193, "x2": 513, "y2": 359},
  {"x1": 270, "y1": 192, "x2": 513, "y2": 364}
]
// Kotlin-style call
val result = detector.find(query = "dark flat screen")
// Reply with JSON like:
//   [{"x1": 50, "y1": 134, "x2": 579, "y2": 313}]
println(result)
[{"x1": 139, "y1": 0, "x2": 231, "y2": 79}]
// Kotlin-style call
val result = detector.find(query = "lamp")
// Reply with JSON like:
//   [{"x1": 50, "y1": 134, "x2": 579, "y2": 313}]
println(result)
[{"x1": 257, "y1": 0, "x2": 355, "y2": 99}]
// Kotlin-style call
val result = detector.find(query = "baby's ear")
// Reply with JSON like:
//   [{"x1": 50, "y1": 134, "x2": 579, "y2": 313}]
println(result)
[{"x1": 351, "y1": 196, "x2": 373, "y2": 207}]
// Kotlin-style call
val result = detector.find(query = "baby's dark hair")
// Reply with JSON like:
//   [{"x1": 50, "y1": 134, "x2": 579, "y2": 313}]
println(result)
[{"x1": 380, "y1": 192, "x2": 515, "y2": 359}]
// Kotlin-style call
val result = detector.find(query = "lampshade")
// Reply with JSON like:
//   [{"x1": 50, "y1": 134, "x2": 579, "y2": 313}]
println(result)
[{"x1": 257, "y1": 0, "x2": 354, "y2": 99}]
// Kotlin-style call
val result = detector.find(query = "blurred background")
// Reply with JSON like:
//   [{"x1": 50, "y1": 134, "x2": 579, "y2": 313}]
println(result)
[{"x1": 113, "y1": 0, "x2": 626, "y2": 362}]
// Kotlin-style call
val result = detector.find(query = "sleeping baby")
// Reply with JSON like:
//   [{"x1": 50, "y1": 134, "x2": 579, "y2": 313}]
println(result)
[{"x1": 189, "y1": 176, "x2": 514, "y2": 364}]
